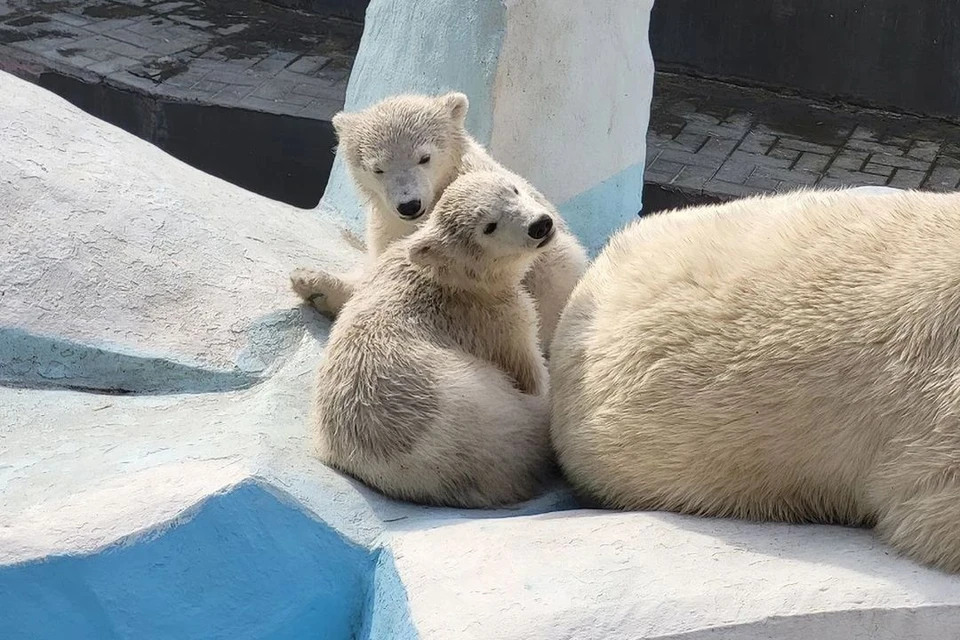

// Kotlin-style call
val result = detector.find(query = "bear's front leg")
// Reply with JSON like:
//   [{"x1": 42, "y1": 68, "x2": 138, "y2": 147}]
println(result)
[{"x1": 289, "y1": 267, "x2": 356, "y2": 319}]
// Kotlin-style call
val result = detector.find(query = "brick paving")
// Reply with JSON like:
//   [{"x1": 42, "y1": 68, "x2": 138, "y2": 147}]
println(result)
[
  {"x1": 0, "y1": 0, "x2": 361, "y2": 120},
  {"x1": 647, "y1": 73, "x2": 960, "y2": 200}
]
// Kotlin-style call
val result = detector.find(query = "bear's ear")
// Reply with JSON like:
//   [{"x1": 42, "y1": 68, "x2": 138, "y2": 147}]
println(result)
[
  {"x1": 439, "y1": 92, "x2": 469, "y2": 126},
  {"x1": 407, "y1": 230, "x2": 445, "y2": 268},
  {"x1": 331, "y1": 111, "x2": 358, "y2": 137}
]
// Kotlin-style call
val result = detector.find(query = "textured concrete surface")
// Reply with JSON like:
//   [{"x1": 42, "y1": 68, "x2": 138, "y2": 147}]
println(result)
[
  {"x1": 321, "y1": 0, "x2": 655, "y2": 256},
  {"x1": 647, "y1": 73, "x2": 960, "y2": 201},
  {"x1": 5, "y1": 46, "x2": 960, "y2": 640},
  {"x1": 1, "y1": 68, "x2": 359, "y2": 391}
]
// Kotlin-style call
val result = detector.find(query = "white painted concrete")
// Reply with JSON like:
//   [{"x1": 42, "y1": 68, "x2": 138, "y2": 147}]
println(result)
[
  {"x1": 1, "y1": 73, "x2": 360, "y2": 380},
  {"x1": 490, "y1": 0, "x2": 655, "y2": 204},
  {"x1": 4, "y1": 73, "x2": 960, "y2": 639}
]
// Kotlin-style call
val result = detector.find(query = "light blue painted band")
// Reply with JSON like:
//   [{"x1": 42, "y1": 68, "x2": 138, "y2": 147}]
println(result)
[{"x1": 559, "y1": 160, "x2": 646, "y2": 257}]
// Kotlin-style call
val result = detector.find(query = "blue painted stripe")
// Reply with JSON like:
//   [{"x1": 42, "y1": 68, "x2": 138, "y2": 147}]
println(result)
[
  {"x1": 320, "y1": 0, "x2": 508, "y2": 235},
  {"x1": 558, "y1": 160, "x2": 647, "y2": 257},
  {"x1": 0, "y1": 481, "x2": 417, "y2": 640}
]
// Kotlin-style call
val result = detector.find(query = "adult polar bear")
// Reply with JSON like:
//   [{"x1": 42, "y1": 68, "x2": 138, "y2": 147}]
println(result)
[
  {"x1": 291, "y1": 92, "x2": 587, "y2": 354},
  {"x1": 551, "y1": 188, "x2": 960, "y2": 573}
]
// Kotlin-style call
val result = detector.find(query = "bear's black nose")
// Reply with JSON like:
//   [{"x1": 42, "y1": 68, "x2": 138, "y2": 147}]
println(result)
[
  {"x1": 397, "y1": 200, "x2": 423, "y2": 218},
  {"x1": 527, "y1": 215, "x2": 553, "y2": 240}
]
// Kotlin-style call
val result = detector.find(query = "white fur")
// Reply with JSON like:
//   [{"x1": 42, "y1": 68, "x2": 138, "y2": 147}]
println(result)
[
  {"x1": 314, "y1": 171, "x2": 556, "y2": 508},
  {"x1": 551, "y1": 188, "x2": 960, "y2": 572},
  {"x1": 290, "y1": 92, "x2": 587, "y2": 354}
]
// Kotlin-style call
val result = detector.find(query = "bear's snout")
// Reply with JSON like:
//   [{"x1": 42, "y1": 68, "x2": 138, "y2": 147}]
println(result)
[{"x1": 527, "y1": 215, "x2": 553, "y2": 240}]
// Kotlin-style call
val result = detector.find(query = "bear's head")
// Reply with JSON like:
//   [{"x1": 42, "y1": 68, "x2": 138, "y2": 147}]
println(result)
[
  {"x1": 332, "y1": 92, "x2": 470, "y2": 223},
  {"x1": 406, "y1": 170, "x2": 556, "y2": 290}
]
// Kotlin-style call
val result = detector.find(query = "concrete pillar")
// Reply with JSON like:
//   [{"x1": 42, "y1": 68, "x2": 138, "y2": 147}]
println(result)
[{"x1": 320, "y1": 0, "x2": 656, "y2": 255}]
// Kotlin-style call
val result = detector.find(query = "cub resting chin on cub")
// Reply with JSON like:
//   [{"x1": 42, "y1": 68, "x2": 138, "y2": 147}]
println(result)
[
  {"x1": 290, "y1": 92, "x2": 587, "y2": 355},
  {"x1": 312, "y1": 170, "x2": 556, "y2": 508}
]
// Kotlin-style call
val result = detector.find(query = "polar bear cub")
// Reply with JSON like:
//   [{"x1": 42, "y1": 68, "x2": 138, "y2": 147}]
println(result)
[
  {"x1": 290, "y1": 92, "x2": 587, "y2": 354},
  {"x1": 313, "y1": 170, "x2": 556, "y2": 508},
  {"x1": 550, "y1": 188, "x2": 960, "y2": 572}
]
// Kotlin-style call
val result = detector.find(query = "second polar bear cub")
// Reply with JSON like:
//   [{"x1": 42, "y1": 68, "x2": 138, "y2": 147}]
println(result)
[
  {"x1": 291, "y1": 92, "x2": 587, "y2": 354},
  {"x1": 313, "y1": 170, "x2": 554, "y2": 508}
]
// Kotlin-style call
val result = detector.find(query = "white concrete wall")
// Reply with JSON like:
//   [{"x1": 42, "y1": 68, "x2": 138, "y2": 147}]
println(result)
[{"x1": 320, "y1": 0, "x2": 655, "y2": 255}]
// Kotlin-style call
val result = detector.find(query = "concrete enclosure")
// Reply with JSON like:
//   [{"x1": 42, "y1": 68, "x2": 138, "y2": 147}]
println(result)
[
  {"x1": 7, "y1": 0, "x2": 960, "y2": 638},
  {"x1": 321, "y1": 0, "x2": 656, "y2": 255}
]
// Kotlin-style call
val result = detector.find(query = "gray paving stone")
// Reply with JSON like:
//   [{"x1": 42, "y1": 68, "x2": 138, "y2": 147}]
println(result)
[
  {"x1": 728, "y1": 149, "x2": 792, "y2": 169},
  {"x1": 153, "y1": 1, "x2": 192, "y2": 13},
  {"x1": 750, "y1": 164, "x2": 819, "y2": 186},
  {"x1": 204, "y1": 68, "x2": 265, "y2": 86},
  {"x1": 647, "y1": 158, "x2": 684, "y2": 177},
  {"x1": 767, "y1": 146, "x2": 801, "y2": 163},
  {"x1": 298, "y1": 97, "x2": 342, "y2": 119},
  {"x1": 777, "y1": 138, "x2": 836, "y2": 155},
  {"x1": 815, "y1": 176, "x2": 846, "y2": 190},
  {"x1": 824, "y1": 167, "x2": 889, "y2": 186},
  {"x1": 888, "y1": 168, "x2": 926, "y2": 190},
  {"x1": 290, "y1": 80, "x2": 340, "y2": 100},
  {"x1": 737, "y1": 131, "x2": 776, "y2": 155},
  {"x1": 49, "y1": 12, "x2": 92, "y2": 27},
  {"x1": 670, "y1": 164, "x2": 717, "y2": 191},
  {"x1": 884, "y1": 136, "x2": 913, "y2": 149},
  {"x1": 697, "y1": 136, "x2": 739, "y2": 159},
  {"x1": 249, "y1": 52, "x2": 297, "y2": 73},
  {"x1": 655, "y1": 148, "x2": 727, "y2": 170},
  {"x1": 846, "y1": 138, "x2": 904, "y2": 155},
  {"x1": 702, "y1": 179, "x2": 754, "y2": 199},
  {"x1": 87, "y1": 56, "x2": 139, "y2": 75},
  {"x1": 925, "y1": 165, "x2": 960, "y2": 191},
  {"x1": 239, "y1": 95, "x2": 285, "y2": 113},
  {"x1": 673, "y1": 132, "x2": 708, "y2": 153},
  {"x1": 794, "y1": 152, "x2": 831, "y2": 173},
  {"x1": 862, "y1": 162, "x2": 895, "y2": 177},
  {"x1": 868, "y1": 153, "x2": 929, "y2": 171},
  {"x1": 743, "y1": 175, "x2": 779, "y2": 192},
  {"x1": 251, "y1": 78, "x2": 297, "y2": 100},
  {"x1": 713, "y1": 158, "x2": 754, "y2": 184},
  {"x1": 211, "y1": 83, "x2": 255, "y2": 105},
  {"x1": 908, "y1": 141, "x2": 941, "y2": 162},
  {"x1": 287, "y1": 54, "x2": 329, "y2": 74},
  {"x1": 191, "y1": 78, "x2": 229, "y2": 94},
  {"x1": 830, "y1": 151, "x2": 868, "y2": 171},
  {"x1": 110, "y1": 27, "x2": 162, "y2": 49}
]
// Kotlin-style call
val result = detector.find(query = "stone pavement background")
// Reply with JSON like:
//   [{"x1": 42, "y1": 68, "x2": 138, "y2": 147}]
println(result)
[
  {"x1": 646, "y1": 73, "x2": 960, "y2": 201},
  {"x1": 3, "y1": 0, "x2": 960, "y2": 206},
  {"x1": 0, "y1": 0, "x2": 361, "y2": 120}
]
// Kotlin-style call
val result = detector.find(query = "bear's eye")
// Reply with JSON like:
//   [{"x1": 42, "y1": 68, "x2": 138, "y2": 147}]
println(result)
[
  {"x1": 373, "y1": 168, "x2": 384, "y2": 174},
  {"x1": 483, "y1": 222, "x2": 497, "y2": 235},
  {"x1": 512, "y1": 186, "x2": 519, "y2": 195},
  {"x1": 419, "y1": 154, "x2": 431, "y2": 165}
]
